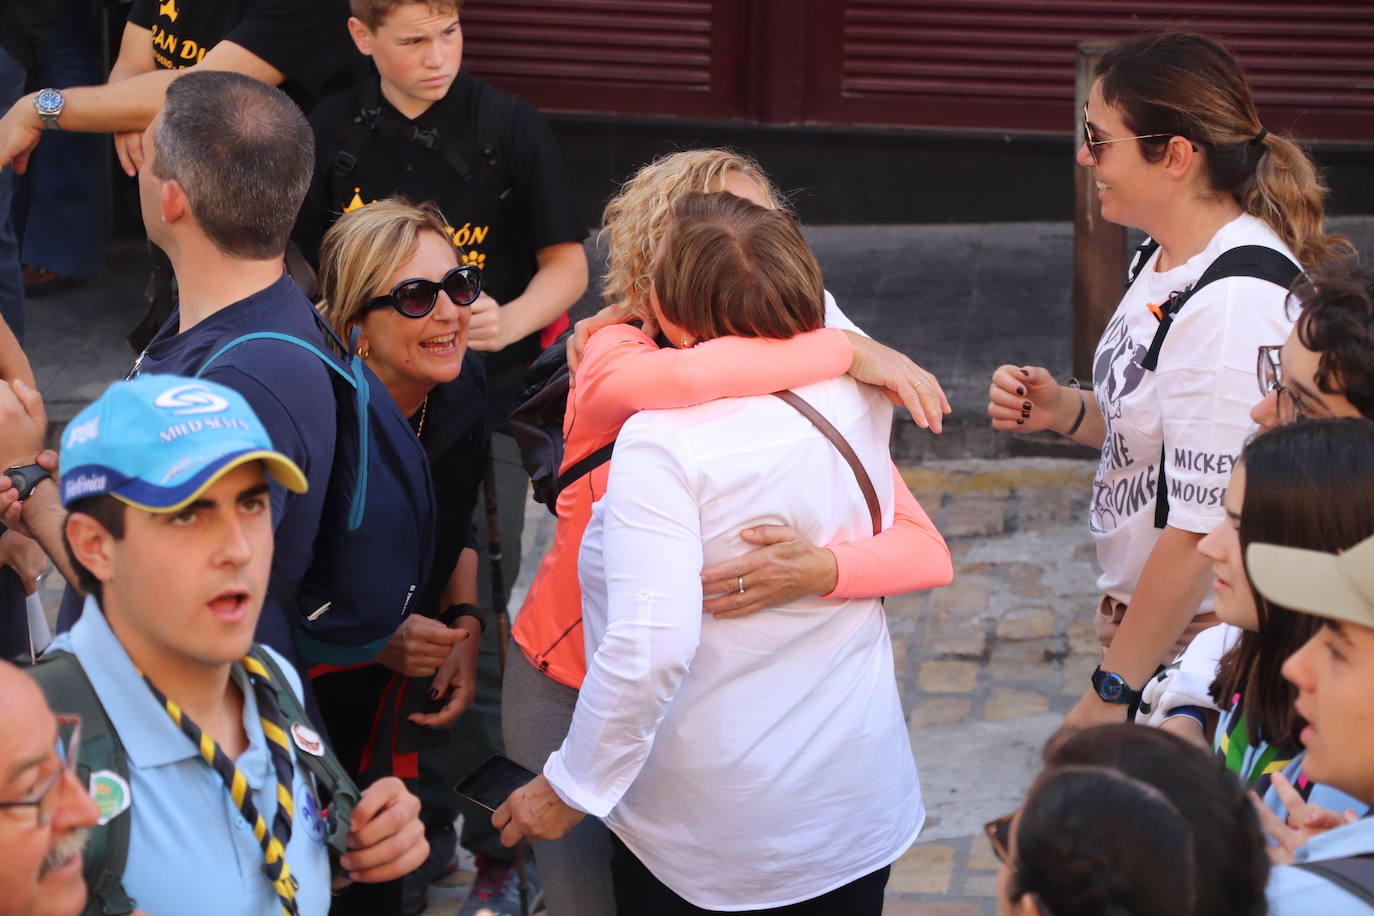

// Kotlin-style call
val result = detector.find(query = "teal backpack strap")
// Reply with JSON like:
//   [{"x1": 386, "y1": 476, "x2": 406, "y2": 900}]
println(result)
[
  {"x1": 247, "y1": 646, "x2": 361, "y2": 863},
  {"x1": 195, "y1": 330, "x2": 372, "y2": 531},
  {"x1": 28, "y1": 650, "x2": 136, "y2": 916}
]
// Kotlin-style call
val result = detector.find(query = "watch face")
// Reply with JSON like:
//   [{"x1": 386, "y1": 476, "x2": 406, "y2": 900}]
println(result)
[
  {"x1": 1099, "y1": 674, "x2": 1124, "y2": 702},
  {"x1": 36, "y1": 88, "x2": 63, "y2": 115}
]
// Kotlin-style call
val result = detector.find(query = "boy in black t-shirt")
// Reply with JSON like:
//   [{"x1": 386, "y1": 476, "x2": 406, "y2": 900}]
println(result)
[{"x1": 293, "y1": 3, "x2": 588, "y2": 913}]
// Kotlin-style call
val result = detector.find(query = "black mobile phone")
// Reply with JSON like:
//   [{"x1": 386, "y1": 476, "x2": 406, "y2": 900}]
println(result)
[{"x1": 453, "y1": 754, "x2": 537, "y2": 813}]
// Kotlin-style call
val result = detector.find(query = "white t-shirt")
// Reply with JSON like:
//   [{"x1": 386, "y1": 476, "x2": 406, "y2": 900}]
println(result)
[
  {"x1": 1091, "y1": 213, "x2": 1297, "y2": 605},
  {"x1": 546, "y1": 376, "x2": 922, "y2": 911}
]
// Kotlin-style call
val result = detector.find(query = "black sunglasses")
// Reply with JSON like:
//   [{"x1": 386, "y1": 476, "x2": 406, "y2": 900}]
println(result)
[{"x1": 363, "y1": 264, "x2": 481, "y2": 318}]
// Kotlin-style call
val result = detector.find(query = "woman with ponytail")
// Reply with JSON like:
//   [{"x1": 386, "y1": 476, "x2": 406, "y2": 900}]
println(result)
[{"x1": 987, "y1": 32, "x2": 1353, "y2": 729}]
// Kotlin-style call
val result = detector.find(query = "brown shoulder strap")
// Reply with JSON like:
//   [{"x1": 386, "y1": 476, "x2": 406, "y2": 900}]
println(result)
[{"x1": 771, "y1": 390, "x2": 881, "y2": 536}]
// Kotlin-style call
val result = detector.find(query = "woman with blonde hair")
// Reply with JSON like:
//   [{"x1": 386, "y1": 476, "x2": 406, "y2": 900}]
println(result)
[
  {"x1": 312, "y1": 197, "x2": 489, "y2": 914},
  {"x1": 988, "y1": 32, "x2": 1354, "y2": 729},
  {"x1": 500, "y1": 150, "x2": 953, "y2": 914}
]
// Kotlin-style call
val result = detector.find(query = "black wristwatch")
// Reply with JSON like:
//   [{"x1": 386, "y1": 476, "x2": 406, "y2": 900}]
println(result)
[
  {"x1": 1091, "y1": 666, "x2": 1142, "y2": 707},
  {"x1": 6, "y1": 464, "x2": 50, "y2": 501}
]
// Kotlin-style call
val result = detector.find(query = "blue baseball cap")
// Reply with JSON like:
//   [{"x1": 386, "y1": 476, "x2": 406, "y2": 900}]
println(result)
[{"x1": 59, "y1": 374, "x2": 307, "y2": 511}]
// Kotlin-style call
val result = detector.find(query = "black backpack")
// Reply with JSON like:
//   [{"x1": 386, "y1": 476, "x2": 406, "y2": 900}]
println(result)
[
  {"x1": 27, "y1": 645, "x2": 360, "y2": 916},
  {"x1": 1125, "y1": 239, "x2": 1301, "y2": 528},
  {"x1": 508, "y1": 330, "x2": 615, "y2": 515},
  {"x1": 330, "y1": 72, "x2": 518, "y2": 220},
  {"x1": 196, "y1": 314, "x2": 436, "y2": 664}
]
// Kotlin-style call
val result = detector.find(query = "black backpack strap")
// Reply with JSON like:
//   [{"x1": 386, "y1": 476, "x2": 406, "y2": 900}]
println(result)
[
  {"x1": 247, "y1": 646, "x2": 361, "y2": 865},
  {"x1": 330, "y1": 78, "x2": 383, "y2": 211},
  {"x1": 552, "y1": 441, "x2": 616, "y2": 503},
  {"x1": 28, "y1": 650, "x2": 137, "y2": 916},
  {"x1": 1294, "y1": 853, "x2": 1374, "y2": 906},
  {"x1": 1141, "y1": 245, "x2": 1300, "y2": 529},
  {"x1": 1141, "y1": 245, "x2": 1300, "y2": 372},
  {"x1": 1126, "y1": 238, "x2": 1160, "y2": 289},
  {"x1": 468, "y1": 81, "x2": 519, "y2": 215}
]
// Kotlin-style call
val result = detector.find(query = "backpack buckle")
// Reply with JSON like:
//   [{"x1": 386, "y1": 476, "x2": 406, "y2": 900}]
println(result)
[
  {"x1": 408, "y1": 126, "x2": 439, "y2": 150},
  {"x1": 332, "y1": 151, "x2": 357, "y2": 179}
]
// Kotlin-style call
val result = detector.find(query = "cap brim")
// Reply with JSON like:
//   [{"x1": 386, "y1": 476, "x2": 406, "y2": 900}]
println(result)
[
  {"x1": 114, "y1": 449, "x2": 307, "y2": 513},
  {"x1": 1247, "y1": 542, "x2": 1374, "y2": 630}
]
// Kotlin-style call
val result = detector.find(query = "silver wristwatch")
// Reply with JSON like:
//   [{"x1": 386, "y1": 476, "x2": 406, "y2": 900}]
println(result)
[{"x1": 34, "y1": 88, "x2": 64, "y2": 130}]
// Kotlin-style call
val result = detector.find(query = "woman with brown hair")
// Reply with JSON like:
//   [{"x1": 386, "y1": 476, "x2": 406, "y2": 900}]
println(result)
[
  {"x1": 497, "y1": 191, "x2": 942, "y2": 913},
  {"x1": 987, "y1": 32, "x2": 1354, "y2": 728}
]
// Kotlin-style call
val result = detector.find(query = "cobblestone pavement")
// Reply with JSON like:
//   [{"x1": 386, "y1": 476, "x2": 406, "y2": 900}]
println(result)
[{"x1": 415, "y1": 454, "x2": 1102, "y2": 916}]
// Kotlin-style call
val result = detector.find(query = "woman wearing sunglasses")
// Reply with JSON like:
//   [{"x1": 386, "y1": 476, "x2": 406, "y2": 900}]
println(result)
[
  {"x1": 988, "y1": 32, "x2": 1354, "y2": 729},
  {"x1": 991, "y1": 724, "x2": 1266, "y2": 916},
  {"x1": 312, "y1": 198, "x2": 488, "y2": 914}
]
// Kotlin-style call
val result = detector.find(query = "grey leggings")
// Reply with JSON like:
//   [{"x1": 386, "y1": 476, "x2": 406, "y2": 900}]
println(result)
[{"x1": 502, "y1": 637, "x2": 617, "y2": 916}]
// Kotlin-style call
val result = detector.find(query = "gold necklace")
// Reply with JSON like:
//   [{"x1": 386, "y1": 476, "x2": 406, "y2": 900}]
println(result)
[{"x1": 415, "y1": 395, "x2": 428, "y2": 438}]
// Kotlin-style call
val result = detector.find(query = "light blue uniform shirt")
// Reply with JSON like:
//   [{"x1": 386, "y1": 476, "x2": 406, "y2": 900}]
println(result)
[
  {"x1": 48, "y1": 598, "x2": 332, "y2": 916},
  {"x1": 1267, "y1": 815, "x2": 1374, "y2": 914}
]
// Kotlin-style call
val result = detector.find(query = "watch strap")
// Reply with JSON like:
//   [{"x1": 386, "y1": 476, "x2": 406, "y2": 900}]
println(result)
[{"x1": 7, "y1": 464, "x2": 51, "y2": 501}]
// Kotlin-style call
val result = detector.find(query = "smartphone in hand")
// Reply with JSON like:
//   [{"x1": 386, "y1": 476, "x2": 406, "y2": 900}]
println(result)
[{"x1": 453, "y1": 754, "x2": 537, "y2": 813}]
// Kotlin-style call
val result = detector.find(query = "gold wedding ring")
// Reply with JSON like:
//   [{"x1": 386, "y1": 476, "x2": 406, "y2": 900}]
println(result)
[{"x1": 737, "y1": 576, "x2": 746, "y2": 595}]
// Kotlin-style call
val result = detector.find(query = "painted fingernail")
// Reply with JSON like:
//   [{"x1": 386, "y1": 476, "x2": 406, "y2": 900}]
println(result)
[
  {"x1": 1023, "y1": 401, "x2": 1032, "y2": 411},
  {"x1": 1016, "y1": 418, "x2": 1024, "y2": 425},
  {"x1": 1020, "y1": 369, "x2": 1030, "y2": 377},
  {"x1": 428, "y1": 689, "x2": 438, "y2": 700},
  {"x1": 1016, "y1": 386, "x2": 1025, "y2": 395}
]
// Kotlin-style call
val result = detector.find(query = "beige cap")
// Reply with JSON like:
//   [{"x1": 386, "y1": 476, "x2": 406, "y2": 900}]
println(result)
[{"x1": 1247, "y1": 534, "x2": 1374, "y2": 630}]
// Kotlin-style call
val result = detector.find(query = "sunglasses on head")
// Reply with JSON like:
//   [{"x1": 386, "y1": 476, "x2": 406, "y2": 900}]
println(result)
[{"x1": 363, "y1": 264, "x2": 482, "y2": 318}]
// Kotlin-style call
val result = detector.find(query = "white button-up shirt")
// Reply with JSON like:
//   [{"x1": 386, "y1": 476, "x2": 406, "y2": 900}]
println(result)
[{"x1": 545, "y1": 376, "x2": 923, "y2": 910}]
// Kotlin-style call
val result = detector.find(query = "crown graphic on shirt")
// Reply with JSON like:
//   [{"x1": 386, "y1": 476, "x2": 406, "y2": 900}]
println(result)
[
  {"x1": 159, "y1": 0, "x2": 179, "y2": 22},
  {"x1": 344, "y1": 188, "x2": 366, "y2": 213}
]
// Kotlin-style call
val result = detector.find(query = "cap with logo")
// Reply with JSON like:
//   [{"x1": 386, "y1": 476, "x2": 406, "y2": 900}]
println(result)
[
  {"x1": 60, "y1": 374, "x2": 307, "y2": 511},
  {"x1": 1247, "y1": 535, "x2": 1374, "y2": 630}
]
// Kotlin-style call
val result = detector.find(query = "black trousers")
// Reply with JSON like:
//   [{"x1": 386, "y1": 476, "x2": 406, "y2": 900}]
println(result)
[{"x1": 609, "y1": 834, "x2": 890, "y2": 916}]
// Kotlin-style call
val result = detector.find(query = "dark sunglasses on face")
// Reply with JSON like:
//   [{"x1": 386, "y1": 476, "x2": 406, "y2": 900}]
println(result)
[{"x1": 363, "y1": 264, "x2": 482, "y2": 318}]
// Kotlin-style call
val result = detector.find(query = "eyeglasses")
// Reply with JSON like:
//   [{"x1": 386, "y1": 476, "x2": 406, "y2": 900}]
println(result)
[
  {"x1": 985, "y1": 811, "x2": 1014, "y2": 863},
  {"x1": 0, "y1": 715, "x2": 83, "y2": 827},
  {"x1": 362, "y1": 265, "x2": 481, "y2": 318},
  {"x1": 1082, "y1": 104, "x2": 1174, "y2": 164},
  {"x1": 1256, "y1": 344, "x2": 1311, "y2": 421}
]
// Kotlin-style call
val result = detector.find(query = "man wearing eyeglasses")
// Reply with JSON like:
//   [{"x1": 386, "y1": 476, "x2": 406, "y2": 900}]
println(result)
[
  {"x1": 1253, "y1": 266, "x2": 1374, "y2": 429},
  {"x1": 0, "y1": 662, "x2": 102, "y2": 916}
]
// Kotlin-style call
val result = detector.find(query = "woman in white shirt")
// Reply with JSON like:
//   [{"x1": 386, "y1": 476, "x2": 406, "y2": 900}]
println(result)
[
  {"x1": 494, "y1": 190, "x2": 951, "y2": 913},
  {"x1": 987, "y1": 32, "x2": 1354, "y2": 729}
]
